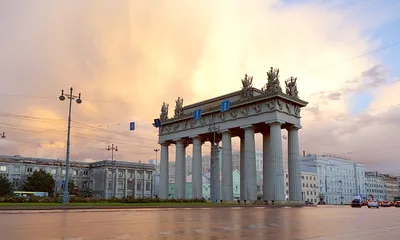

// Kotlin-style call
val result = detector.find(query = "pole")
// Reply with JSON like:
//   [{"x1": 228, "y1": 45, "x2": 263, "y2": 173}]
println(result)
[
  {"x1": 208, "y1": 123, "x2": 219, "y2": 204},
  {"x1": 62, "y1": 87, "x2": 73, "y2": 204}
]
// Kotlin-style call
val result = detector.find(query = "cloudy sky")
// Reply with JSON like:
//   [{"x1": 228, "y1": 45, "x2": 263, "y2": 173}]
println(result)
[{"x1": 0, "y1": 0, "x2": 399, "y2": 174}]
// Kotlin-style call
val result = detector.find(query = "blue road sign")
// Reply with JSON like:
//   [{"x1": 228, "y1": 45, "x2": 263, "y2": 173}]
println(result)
[
  {"x1": 220, "y1": 100, "x2": 231, "y2": 112},
  {"x1": 153, "y1": 119, "x2": 161, "y2": 128},
  {"x1": 61, "y1": 179, "x2": 65, "y2": 188},
  {"x1": 193, "y1": 109, "x2": 202, "y2": 120},
  {"x1": 130, "y1": 122, "x2": 135, "y2": 131}
]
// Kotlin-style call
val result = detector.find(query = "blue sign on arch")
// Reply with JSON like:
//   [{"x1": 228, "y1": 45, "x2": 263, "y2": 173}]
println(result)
[
  {"x1": 130, "y1": 122, "x2": 135, "y2": 131},
  {"x1": 153, "y1": 119, "x2": 161, "y2": 128},
  {"x1": 193, "y1": 109, "x2": 202, "y2": 120},
  {"x1": 220, "y1": 100, "x2": 230, "y2": 112}
]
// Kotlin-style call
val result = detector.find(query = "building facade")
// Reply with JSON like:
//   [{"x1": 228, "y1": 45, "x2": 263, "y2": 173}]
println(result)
[
  {"x1": 301, "y1": 154, "x2": 366, "y2": 204},
  {"x1": 365, "y1": 171, "x2": 386, "y2": 200},
  {"x1": 0, "y1": 155, "x2": 155, "y2": 199},
  {"x1": 284, "y1": 166, "x2": 319, "y2": 203}
]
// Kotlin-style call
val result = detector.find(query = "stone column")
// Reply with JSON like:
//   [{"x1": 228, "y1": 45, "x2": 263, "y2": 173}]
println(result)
[
  {"x1": 288, "y1": 125, "x2": 302, "y2": 201},
  {"x1": 242, "y1": 125, "x2": 257, "y2": 200},
  {"x1": 239, "y1": 136, "x2": 245, "y2": 200},
  {"x1": 262, "y1": 131, "x2": 270, "y2": 201},
  {"x1": 266, "y1": 121, "x2": 285, "y2": 201},
  {"x1": 124, "y1": 169, "x2": 128, "y2": 197},
  {"x1": 221, "y1": 130, "x2": 233, "y2": 201},
  {"x1": 192, "y1": 136, "x2": 203, "y2": 199},
  {"x1": 210, "y1": 140, "x2": 220, "y2": 201},
  {"x1": 159, "y1": 143, "x2": 169, "y2": 199},
  {"x1": 174, "y1": 140, "x2": 186, "y2": 199}
]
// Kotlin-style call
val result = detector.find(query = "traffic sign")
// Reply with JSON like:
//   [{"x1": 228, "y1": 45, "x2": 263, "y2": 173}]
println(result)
[
  {"x1": 193, "y1": 109, "x2": 202, "y2": 120},
  {"x1": 153, "y1": 119, "x2": 161, "y2": 128},
  {"x1": 220, "y1": 100, "x2": 230, "y2": 112},
  {"x1": 130, "y1": 122, "x2": 135, "y2": 131}
]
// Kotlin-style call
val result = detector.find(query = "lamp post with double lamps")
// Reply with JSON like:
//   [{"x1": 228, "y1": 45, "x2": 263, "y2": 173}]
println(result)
[
  {"x1": 59, "y1": 88, "x2": 82, "y2": 204},
  {"x1": 106, "y1": 144, "x2": 118, "y2": 198}
]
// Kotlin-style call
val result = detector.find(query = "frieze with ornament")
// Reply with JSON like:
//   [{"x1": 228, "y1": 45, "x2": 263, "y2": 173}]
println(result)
[{"x1": 241, "y1": 106, "x2": 249, "y2": 116}]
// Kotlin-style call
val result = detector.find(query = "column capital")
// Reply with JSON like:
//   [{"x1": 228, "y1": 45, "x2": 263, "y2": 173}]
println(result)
[
  {"x1": 219, "y1": 129, "x2": 231, "y2": 134},
  {"x1": 265, "y1": 120, "x2": 285, "y2": 126},
  {"x1": 189, "y1": 135, "x2": 202, "y2": 140},
  {"x1": 159, "y1": 141, "x2": 170, "y2": 146},
  {"x1": 173, "y1": 138, "x2": 184, "y2": 144},
  {"x1": 240, "y1": 124, "x2": 253, "y2": 130},
  {"x1": 287, "y1": 125, "x2": 302, "y2": 130}
]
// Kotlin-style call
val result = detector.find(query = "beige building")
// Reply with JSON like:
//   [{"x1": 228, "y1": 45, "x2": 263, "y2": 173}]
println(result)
[{"x1": 285, "y1": 167, "x2": 319, "y2": 203}]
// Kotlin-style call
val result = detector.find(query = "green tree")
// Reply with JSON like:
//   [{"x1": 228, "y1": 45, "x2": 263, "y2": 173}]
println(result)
[
  {"x1": 68, "y1": 180, "x2": 78, "y2": 195},
  {"x1": 23, "y1": 169, "x2": 55, "y2": 196},
  {"x1": 0, "y1": 175, "x2": 13, "y2": 196}
]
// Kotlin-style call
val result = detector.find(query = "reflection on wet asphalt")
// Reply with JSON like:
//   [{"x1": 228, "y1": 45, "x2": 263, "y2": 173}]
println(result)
[{"x1": 1, "y1": 206, "x2": 400, "y2": 240}]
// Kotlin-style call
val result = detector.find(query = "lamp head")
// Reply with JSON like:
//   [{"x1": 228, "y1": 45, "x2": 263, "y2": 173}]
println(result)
[
  {"x1": 1, "y1": 132, "x2": 5, "y2": 139},
  {"x1": 76, "y1": 93, "x2": 82, "y2": 104},
  {"x1": 59, "y1": 89, "x2": 65, "y2": 101},
  {"x1": 115, "y1": 146, "x2": 118, "y2": 151}
]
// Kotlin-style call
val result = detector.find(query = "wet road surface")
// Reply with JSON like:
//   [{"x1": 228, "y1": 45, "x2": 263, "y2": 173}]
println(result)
[{"x1": 1, "y1": 205, "x2": 400, "y2": 240}]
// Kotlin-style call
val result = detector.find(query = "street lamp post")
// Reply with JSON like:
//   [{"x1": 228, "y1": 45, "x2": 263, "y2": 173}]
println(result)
[
  {"x1": 59, "y1": 88, "x2": 82, "y2": 204},
  {"x1": 1, "y1": 132, "x2": 5, "y2": 139},
  {"x1": 208, "y1": 123, "x2": 219, "y2": 204},
  {"x1": 153, "y1": 149, "x2": 160, "y2": 172},
  {"x1": 106, "y1": 144, "x2": 118, "y2": 198}
]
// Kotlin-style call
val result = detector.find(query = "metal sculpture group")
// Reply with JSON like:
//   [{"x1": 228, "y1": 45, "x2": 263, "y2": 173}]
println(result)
[{"x1": 160, "y1": 67, "x2": 299, "y2": 120}]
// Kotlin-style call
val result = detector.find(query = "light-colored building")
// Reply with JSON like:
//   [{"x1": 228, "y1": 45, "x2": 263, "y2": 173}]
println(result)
[
  {"x1": 0, "y1": 155, "x2": 155, "y2": 199},
  {"x1": 365, "y1": 171, "x2": 386, "y2": 201},
  {"x1": 301, "y1": 154, "x2": 366, "y2": 204},
  {"x1": 380, "y1": 174, "x2": 400, "y2": 201},
  {"x1": 284, "y1": 166, "x2": 319, "y2": 203}
]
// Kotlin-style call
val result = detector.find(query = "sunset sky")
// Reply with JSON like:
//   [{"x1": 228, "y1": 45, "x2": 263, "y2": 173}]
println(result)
[{"x1": 0, "y1": 0, "x2": 399, "y2": 174}]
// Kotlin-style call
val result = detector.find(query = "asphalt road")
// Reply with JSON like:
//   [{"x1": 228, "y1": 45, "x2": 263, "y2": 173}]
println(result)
[{"x1": 1, "y1": 205, "x2": 399, "y2": 240}]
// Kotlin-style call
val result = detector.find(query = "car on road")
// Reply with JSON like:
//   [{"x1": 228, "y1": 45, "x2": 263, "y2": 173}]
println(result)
[
  {"x1": 395, "y1": 201, "x2": 400, "y2": 207},
  {"x1": 381, "y1": 200, "x2": 390, "y2": 207},
  {"x1": 351, "y1": 199, "x2": 362, "y2": 207},
  {"x1": 368, "y1": 199, "x2": 379, "y2": 208}
]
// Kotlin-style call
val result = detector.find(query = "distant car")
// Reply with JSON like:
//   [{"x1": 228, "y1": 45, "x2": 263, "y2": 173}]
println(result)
[
  {"x1": 351, "y1": 199, "x2": 362, "y2": 208},
  {"x1": 305, "y1": 200, "x2": 314, "y2": 205},
  {"x1": 368, "y1": 200, "x2": 379, "y2": 208},
  {"x1": 381, "y1": 201, "x2": 390, "y2": 207},
  {"x1": 395, "y1": 201, "x2": 400, "y2": 207}
]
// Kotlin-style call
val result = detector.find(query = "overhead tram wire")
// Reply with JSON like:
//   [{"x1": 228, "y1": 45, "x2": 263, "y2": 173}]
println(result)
[
  {"x1": 297, "y1": 41, "x2": 400, "y2": 77},
  {"x1": 0, "y1": 111, "x2": 158, "y2": 142},
  {"x1": 0, "y1": 123, "x2": 158, "y2": 150}
]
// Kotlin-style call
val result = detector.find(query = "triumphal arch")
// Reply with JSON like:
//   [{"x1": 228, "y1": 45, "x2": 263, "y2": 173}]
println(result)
[{"x1": 156, "y1": 67, "x2": 308, "y2": 202}]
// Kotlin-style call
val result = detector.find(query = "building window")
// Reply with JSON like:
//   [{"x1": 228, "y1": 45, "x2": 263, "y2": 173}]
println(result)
[
  {"x1": 286, "y1": 182, "x2": 288, "y2": 186},
  {"x1": 128, "y1": 181, "x2": 134, "y2": 190},
  {"x1": 129, "y1": 171, "x2": 135, "y2": 178},
  {"x1": 26, "y1": 167, "x2": 33, "y2": 173},
  {"x1": 62, "y1": 169, "x2": 66, "y2": 175},
  {"x1": 286, "y1": 174, "x2": 288, "y2": 178},
  {"x1": 137, "y1": 171, "x2": 143, "y2": 179},
  {"x1": 146, "y1": 182, "x2": 151, "y2": 191},
  {"x1": 137, "y1": 181, "x2": 142, "y2": 191},
  {"x1": 83, "y1": 170, "x2": 89, "y2": 176},
  {"x1": 306, "y1": 176, "x2": 308, "y2": 180},
  {"x1": 13, "y1": 166, "x2": 21, "y2": 174},
  {"x1": 147, "y1": 172, "x2": 151, "y2": 180},
  {"x1": 118, "y1": 181, "x2": 123, "y2": 190},
  {"x1": 0, "y1": 166, "x2": 7, "y2": 172},
  {"x1": 82, "y1": 181, "x2": 88, "y2": 189},
  {"x1": 118, "y1": 171, "x2": 124, "y2": 177},
  {"x1": 13, "y1": 178, "x2": 19, "y2": 189},
  {"x1": 50, "y1": 169, "x2": 57, "y2": 175},
  {"x1": 108, "y1": 181, "x2": 112, "y2": 189}
]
